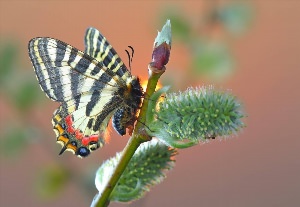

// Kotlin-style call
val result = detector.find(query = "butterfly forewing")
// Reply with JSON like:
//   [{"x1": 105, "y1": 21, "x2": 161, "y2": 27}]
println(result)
[
  {"x1": 28, "y1": 38, "x2": 122, "y2": 102},
  {"x1": 85, "y1": 27, "x2": 131, "y2": 81},
  {"x1": 85, "y1": 28, "x2": 143, "y2": 135}
]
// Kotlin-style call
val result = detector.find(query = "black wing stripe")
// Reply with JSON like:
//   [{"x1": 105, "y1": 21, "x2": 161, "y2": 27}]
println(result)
[
  {"x1": 67, "y1": 47, "x2": 78, "y2": 64},
  {"x1": 93, "y1": 96, "x2": 123, "y2": 132},
  {"x1": 55, "y1": 41, "x2": 66, "y2": 67},
  {"x1": 115, "y1": 66, "x2": 126, "y2": 78},
  {"x1": 74, "y1": 94, "x2": 81, "y2": 110},
  {"x1": 86, "y1": 90, "x2": 101, "y2": 116},
  {"x1": 74, "y1": 54, "x2": 92, "y2": 74},
  {"x1": 87, "y1": 118, "x2": 94, "y2": 129},
  {"x1": 90, "y1": 66, "x2": 100, "y2": 76}
]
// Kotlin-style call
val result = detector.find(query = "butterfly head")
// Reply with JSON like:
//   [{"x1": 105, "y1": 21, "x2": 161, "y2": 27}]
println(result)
[{"x1": 130, "y1": 77, "x2": 144, "y2": 99}]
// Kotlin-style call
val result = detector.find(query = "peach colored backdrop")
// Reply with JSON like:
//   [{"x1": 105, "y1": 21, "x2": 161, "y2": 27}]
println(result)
[{"x1": 1, "y1": 1, "x2": 299, "y2": 207}]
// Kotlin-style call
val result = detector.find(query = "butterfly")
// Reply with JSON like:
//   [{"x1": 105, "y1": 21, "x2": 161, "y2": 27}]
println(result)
[{"x1": 28, "y1": 27, "x2": 143, "y2": 158}]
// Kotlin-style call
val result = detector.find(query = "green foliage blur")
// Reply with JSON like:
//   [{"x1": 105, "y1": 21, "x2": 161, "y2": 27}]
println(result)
[
  {"x1": 160, "y1": 0, "x2": 253, "y2": 85},
  {"x1": 0, "y1": 41, "x2": 40, "y2": 155},
  {"x1": 0, "y1": 40, "x2": 91, "y2": 200}
]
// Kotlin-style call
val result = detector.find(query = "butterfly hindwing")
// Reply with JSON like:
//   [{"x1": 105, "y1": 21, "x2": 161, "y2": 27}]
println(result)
[{"x1": 52, "y1": 100, "x2": 117, "y2": 157}]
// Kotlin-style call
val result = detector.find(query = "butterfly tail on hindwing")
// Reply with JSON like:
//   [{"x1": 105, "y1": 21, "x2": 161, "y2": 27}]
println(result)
[{"x1": 52, "y1": 105, "x2": 107, "y2": 157}]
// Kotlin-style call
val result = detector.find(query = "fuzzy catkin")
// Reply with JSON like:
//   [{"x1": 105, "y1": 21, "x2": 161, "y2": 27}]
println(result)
[
  {"x1": 147, "y1": 86, "x2": 245, "y2": 148},
  {"x1": 95, "y1": 139, "x2": 176, "y2": 202}
]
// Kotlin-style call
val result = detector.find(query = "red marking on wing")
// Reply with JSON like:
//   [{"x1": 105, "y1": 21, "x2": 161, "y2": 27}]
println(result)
[
  {"x1": 82, "y1": 137, "x2": 89, "y2": 146},
  {"x1": 75, "y1": 130, "x2": 83, "y2": 140},
  {"x1": 65, "y1": 115, "x2": 99, "y2": 146},
  {"x1": 89, "y1": 135, "x2": 99, "y2": 143},
  {"x1": 82, "y1": 135, "x2": 99, "y2": 146},
  {"x1": 66, "y1": 115, "x2": 75, "y2": 134}
]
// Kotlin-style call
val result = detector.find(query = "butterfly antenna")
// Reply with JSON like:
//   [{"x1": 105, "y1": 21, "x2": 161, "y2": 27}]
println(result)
[
  {"x1": 128, "y1": 45, "x2": 134, "y2": 60},
  {"x1": 125, "y1": 46, "x2": 135, "y2": 72},
  {"x1": 125, "y1": 49, "x2": 131, "y2": 72}
]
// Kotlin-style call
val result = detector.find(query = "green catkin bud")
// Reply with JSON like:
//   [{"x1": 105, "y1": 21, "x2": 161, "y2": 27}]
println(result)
[
  {"x1": 146, "y1": 86, "x2": 245, "y2": 148},
  {"x1": 95, "y1": 139, "x2": 177, "y2": 202}
]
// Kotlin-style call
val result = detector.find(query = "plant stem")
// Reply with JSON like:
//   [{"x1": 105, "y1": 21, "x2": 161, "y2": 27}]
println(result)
[
  {"x1": 91, "y1": 71, "x2": 163, "y2": 207},
  {"x1": 92, "y1": 19, "x2": 171, "y2": 207}
]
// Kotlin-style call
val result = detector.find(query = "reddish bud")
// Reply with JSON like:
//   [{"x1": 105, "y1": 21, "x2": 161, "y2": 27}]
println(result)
[
  {"x1": 149, "y1": 20, "x2": 172, "y2": 73},
  {"x1": 150, "y1": 42, "x2": 171, "y2": 70}
]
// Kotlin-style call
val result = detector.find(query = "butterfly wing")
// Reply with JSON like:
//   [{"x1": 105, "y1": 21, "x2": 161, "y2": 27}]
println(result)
[
  {"x1": 84, "y1": 27, "x2": 130, "y2": 81},
  {"x1": 84, "y1": 27, "x2": 142, "y2": 135},
  {"x1": 29, "y1": 37, "x2": 126, "y2": 101},
  {"x1": 28, "y1": 37, "x2": 125, "y2": 157}
]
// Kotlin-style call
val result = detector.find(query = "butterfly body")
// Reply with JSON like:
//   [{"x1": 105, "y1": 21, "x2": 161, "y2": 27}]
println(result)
[
  {"x1": 112, "y1": 77, "x2": 143, "y2": 136},
  {"x1": 28, "y1": 28, "x2": 143, "y2": 157}
]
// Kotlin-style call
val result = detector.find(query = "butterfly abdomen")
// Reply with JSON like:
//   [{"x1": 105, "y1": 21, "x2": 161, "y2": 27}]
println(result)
[{"x1": 112, "y1": 108, "x2": 127, "y2": 135}]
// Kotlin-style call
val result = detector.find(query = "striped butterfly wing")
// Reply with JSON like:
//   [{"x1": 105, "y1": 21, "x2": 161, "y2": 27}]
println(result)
[
  {"x1": 84, "y1": 27, "x2": 129, "y2": 77},
  {"x1": 28, "y1": 37, "x2": 126, "y2": 157},
  {"x1": 84, "y1": 27, "x2": 141, "y2": 135}
]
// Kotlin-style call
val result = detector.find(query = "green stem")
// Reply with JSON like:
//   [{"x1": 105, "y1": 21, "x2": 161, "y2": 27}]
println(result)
[
  {"x1": 136, "y1": 72, "x2": 162, "y2": 129},
  {"x1": 91, "y1": 70, "x2": 163, "y2": 207}
]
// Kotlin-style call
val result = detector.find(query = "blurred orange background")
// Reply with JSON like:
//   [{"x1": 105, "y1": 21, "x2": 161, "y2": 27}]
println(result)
[{"x1": 0, "y1": 1, "x2": 299, "y2": 207}]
